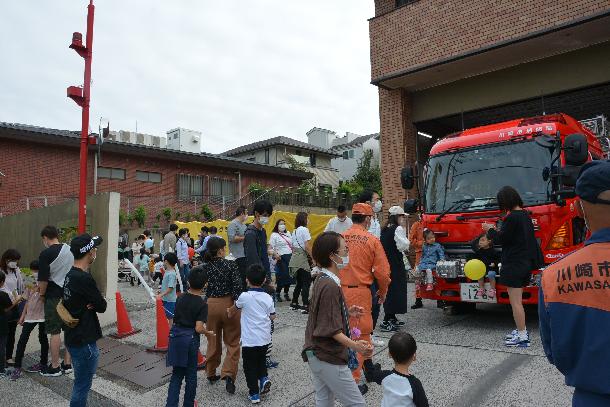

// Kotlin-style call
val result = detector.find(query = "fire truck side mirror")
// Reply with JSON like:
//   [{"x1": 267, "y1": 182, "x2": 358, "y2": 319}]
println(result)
[
  {"x1": 404, "y1": 199, "x2": 419, "y2": 214},
  {"x1": 401, "y1": 166, "x2": 415, "y2": 190},
  {"x1": 564, "y1": 133, "x2": 588, "y2": 166}
]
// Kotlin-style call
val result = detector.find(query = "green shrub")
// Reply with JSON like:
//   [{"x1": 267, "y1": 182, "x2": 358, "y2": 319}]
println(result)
[
  {"x1": 133, "y1": 206, "x2": 147, "y2": 228},
  {"x1": 200, "y1": 204, "x2": 214, "y2": 221},
  {"x1": 162, "y1": 207, "x2": 172, "y2": 222}
]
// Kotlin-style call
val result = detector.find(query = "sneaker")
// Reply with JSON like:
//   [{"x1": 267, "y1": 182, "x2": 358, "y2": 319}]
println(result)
[
  {"x1": 379, "y1": 321, "x2": 399, "y2": 332},
  {"x1": 6, "y1": 359, "x2": 14, "y2": 366},
  {"x1": 61, "y1": 362, "x2": 73, "y2": 374},
  {"x1": 390, "y1": 319, "x2": 405, "y2": 327},
  {"x1": 371, "y1": 335, "x2": 385, "y2": 347},
  {"x1": 249, "y1": 394, "x2": 261, "y2": 404},
  {"x1": 504, "y1": 329, "x2": 518, "y2": 340},
  {"x1": 358, "y1": 384, "x2": 369, "y2": 395},
  {"x1": 475, "y1": 288, "x2": 485, "y2": 298},
  {"x1": 259, "y1": 376, "x2": 271, "y2": 395},
  {"x1": 9, "y1": 368, "x2": 22, "y2": 381},
  {"x1": 289, "y1": 303, "x2": 300, "y2": 311},
  {"x1": 505, "y1": 335, "x2": 530, "y2": 348},
  {"x1": 24, "y1": 363, "x2": 44, "y2": 373},
  {"x1": 425, "y1": 283, "x2": 433, "y2": 291},
  {"x1": 40, "y1": 364, "x2": 62, "y2": 377},
  {"x1": 300, "y1": 306, "x2": 309, "y2": 315},
  {"x1": 411, "y1": 299, "x2": 423, "y2": 309},
  {"x1": 224, "y1": 377, "x2": 236, "y2": 394},
  {"x1": 487, "y1": 288, "x2": 496, "y2": 299},
  {"x1": 265, "y1": 357, "x2": 279, "y2": 369}
]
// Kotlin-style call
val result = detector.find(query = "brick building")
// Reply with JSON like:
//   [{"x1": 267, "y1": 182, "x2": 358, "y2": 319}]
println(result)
[
  {"x1": 0, "y1": 123, "x2": 309, "y2": 220},
  {"x1": 370, "y1": 0, "x2": 610, "y2": 206}
]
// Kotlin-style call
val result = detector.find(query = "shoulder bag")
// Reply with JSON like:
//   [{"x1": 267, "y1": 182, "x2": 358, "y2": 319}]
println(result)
[{"x1": 56, "y1": 299, "x2": 79, "y2": 328}]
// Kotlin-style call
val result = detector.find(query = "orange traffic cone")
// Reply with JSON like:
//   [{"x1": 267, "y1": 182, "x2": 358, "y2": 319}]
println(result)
[
  {"x1": 197, "y1": 351, "x2": 206, "y2": 370},
  {"x1": 147, "y1": 298, "x2": 170, "y2": 352},
  {"x1": 109, "y1": 292, "x2": 141, "y2": 338}
]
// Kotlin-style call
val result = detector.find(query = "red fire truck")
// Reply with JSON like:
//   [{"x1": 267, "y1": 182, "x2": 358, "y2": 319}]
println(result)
[{"x1": 401, "y1": 113, "x2": 608, "y2": 311}]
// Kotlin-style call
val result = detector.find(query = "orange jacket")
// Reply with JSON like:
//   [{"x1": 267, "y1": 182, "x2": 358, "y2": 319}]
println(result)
[
  {"x1": 409, "y1": 221, "x2": 424, "y2": 262},
  {"x1": 339, "y1": 224, "x2": 391, "y2": 297}
]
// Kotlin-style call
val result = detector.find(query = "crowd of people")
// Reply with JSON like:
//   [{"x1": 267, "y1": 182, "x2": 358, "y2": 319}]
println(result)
[{"x1": 1, "y1": 160, "x2": 609, "y2": 407}]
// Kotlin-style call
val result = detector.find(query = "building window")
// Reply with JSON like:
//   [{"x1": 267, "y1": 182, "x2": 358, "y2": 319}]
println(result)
[
  {"x1": 396, "y1": 0, "x2": 416, "y2": 7},
  {"x1": 97, "y1": 167, "x2": 125, "y2": 180},
  {"x1": 136, "y1": 170, "x2": 162, "y2": 183},
  {"x1": 349, "y1": 149, "x2": 355, "y2": 158},
  {"x1": 177, "y1": 174, "x2": 204, "y2": 200},
  {"x1": 309, "y1": 153, "x2": 317, "y2": 167},
  {"x1": 342, "y1": 151, "x2": 349, "y2": 160},
  {"x1": 264, "y1": 148, "x2": 270, "y2": 164},
  {"x1": 211, "y1": 177, "x2": 237, "y2": 201}
]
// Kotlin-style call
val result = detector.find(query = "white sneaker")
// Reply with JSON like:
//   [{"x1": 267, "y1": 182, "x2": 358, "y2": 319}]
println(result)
[{"x1": 371, "y1": 335, "x2": 385, "y2": 347}]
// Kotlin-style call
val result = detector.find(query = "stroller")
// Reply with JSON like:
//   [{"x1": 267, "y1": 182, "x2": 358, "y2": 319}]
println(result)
[{"x1": 117, "y1": 245, "x2": 133, "y2": 282}]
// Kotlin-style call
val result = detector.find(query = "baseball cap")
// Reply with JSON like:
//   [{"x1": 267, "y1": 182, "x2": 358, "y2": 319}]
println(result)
[
  {"x1": 352, "y1": 203, "x2": 373, "y2": 216},
  {"x1": 388, "y1": 205, "x2": 406, "y2": 216},
  {"x1": 575, "y1": 160, "x2": 610, "y2": 204},
  {"x1": 70, "y1": 233, "x2": 104, "y2": 257}
]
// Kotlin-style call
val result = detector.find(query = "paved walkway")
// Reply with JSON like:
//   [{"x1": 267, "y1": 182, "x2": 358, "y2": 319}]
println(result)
[{"x1": 0, "y1": 281, "x2": 573, "y2": 406}]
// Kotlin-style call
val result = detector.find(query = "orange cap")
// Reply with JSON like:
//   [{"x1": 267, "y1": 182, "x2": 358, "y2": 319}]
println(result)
[{"x1": 352, "y1": 203, "x2": 373, "y2": 216}]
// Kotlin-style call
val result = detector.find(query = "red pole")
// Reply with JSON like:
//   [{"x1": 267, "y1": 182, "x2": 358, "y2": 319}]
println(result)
[{"x1": 77, "y1": 1, "x2": 95, "y2": 233}]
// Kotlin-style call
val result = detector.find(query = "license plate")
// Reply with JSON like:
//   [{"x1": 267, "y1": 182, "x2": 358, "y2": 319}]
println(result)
[{"x1": 460, "y1": 283, "x2": 497, "y2": 303}]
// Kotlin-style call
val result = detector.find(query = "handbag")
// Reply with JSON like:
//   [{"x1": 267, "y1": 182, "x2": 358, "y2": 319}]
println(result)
[{"x1": 56, "y1": 299, "x2": 79, "y2": 328}]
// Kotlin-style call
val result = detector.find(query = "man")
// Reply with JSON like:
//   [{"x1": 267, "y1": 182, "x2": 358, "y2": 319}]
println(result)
[
  {"x1": 539, "y1": 160, "x2": 610, "y2": 407},
  {"x1": 176, "y1": 228, "x2": 190, "y2": 288},
  {"x1": 324, "y1": 205, "x2": 353, "y2": 234},
  {"x1": 38, "y1": 225, "x2": 73, "y2": 377},
  {"x1": 63, "y1": 234, "x2": 107, "y2": 407},
  {"x1": 227, "y1": 206, "x2": 248, "y2": 289},
  {"x1": 196, "y1": 226, "x2": 218, "y2": 256},
  {"x1": 163, "y1": 224, "x2": 178, "y2": 254},
  {"x1": 339, "y1": 203, "x2": 391, "y2": 394}
]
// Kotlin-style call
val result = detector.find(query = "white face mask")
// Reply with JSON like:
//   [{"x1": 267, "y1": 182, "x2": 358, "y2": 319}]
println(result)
[
  {"x1": 374, "y1": 200, "x2": 383, "y2": 213},
  {"x1": 278, "y1": 224, "x2": 286, "y2": 233},
  {"x1": 333, "y1": 254, "x2": 349, "y2": 270},
  {"x1": 260, "y1": 216, "x2": 270, "y2": 225},
  {"x1": 7, "y1": 261, "x2": 17, "y2": 269}
]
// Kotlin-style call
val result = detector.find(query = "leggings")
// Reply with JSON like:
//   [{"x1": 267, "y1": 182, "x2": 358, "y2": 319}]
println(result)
[
  {"x1": 6, "y1": 321, "x2": 18, "y2": 361},
  {"x1": 292, "y1": 269, "x2": 311, "y2": 307}
]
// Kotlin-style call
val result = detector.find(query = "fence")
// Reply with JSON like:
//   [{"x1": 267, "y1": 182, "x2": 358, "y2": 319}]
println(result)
[{"x1": 249, "y1": 188, "x2": 360, "y2": 210}]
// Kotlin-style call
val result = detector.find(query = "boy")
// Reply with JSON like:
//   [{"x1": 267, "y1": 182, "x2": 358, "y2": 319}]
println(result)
[
  {"x1": 0, "y1": 271, "x2": 23, "y2": 376},
  {"x1": 158, "y1": 252, "x2": 179, "y2": 327},
  {"x1": 417, "y1": 229, "x2": 445, "y2": 291},
  {"x1": 227, "y1": 265, "x2": 276, "y2": 404},
  {"x1": 469, "y1": 234, "x2": 500, "y2": 299},
  {"x1": 371, "y1": 332, "x2": 429, "y2": 407},
  {"x1": 165, "y1": 267, "x2": 213, "y2": 407},
  {"x1": 12, "y1": 260, "x2": 49, "y2": 380}
]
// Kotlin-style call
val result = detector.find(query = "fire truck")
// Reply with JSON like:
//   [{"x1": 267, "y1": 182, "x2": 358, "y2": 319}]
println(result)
[{"x1": 401, "y1": 113, "x2": 608, "y2": 312}]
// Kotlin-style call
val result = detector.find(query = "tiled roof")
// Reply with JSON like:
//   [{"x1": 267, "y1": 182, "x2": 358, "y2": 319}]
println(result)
[
  {"x1": 331, "y1": 133, "x2": 379, "y2": 151},
  {"x1": 222, "y1": 136, "x2": 340, "y2": 157}
]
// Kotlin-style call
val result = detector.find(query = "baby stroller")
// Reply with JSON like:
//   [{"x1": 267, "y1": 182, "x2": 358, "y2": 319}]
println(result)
[{"x1": 117, "y1": 245, "x2": 132, "y2": 282}]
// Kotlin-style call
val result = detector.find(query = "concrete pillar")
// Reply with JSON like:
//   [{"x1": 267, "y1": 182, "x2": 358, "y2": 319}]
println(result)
[{"x1": 378, "y1": 88, "x2": 418, "y2": 208}]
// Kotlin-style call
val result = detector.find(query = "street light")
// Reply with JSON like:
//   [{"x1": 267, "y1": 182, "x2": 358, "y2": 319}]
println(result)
[{"x1": 67, "y1": 0, "x2": 95, "y2": 233}]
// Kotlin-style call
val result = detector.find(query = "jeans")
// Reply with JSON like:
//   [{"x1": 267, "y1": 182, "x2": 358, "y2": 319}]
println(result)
[
  {"x1": 181, "y1": 264, "x2": 191, "y2": 289},
  {"x1": 67, "y1": 342, "x2": 99, "y2": 407},
  {"x1": 166, "y1": 335, "x2": 199, "y2": 407},
  {"x1": 370, "y1": 282, "x2": 380, "y2": 329},
  {"x1": 242, "y1": 345, "x2": 269, "y2": 396},
  {"x1": 15, "y1": 322, "x2": 48, "y2": 368},
  {"x1": 292, "y1": 269, "x2": 311, "y2": 307}
]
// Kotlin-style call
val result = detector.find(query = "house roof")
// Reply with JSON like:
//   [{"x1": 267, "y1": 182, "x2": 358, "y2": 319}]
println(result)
[
  {"x1": 222, "y1": 136, "x2": 340, "y2": 157},
  {"x1": 0, "y1": 122, "x2": 312, "y2": 179},
  {"x1": 331, "y1": 133, "x2": 379, "y2": 151}
]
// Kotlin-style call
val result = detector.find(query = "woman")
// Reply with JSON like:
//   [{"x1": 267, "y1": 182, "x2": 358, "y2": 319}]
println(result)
[
  {"x1": 0, "y1": 249, "x2": 25, "y2": 365},
  {"x1": 201, "y1": 237, "x2": 243, "y2": 394},
  {"x1": 289, "y1": 212, "x2": 313, "y2": 314},
  {"x1": 483, "y1": 186, "x2": 543, "y2": 348},
  {"x1": 380, "y1": 206, "x2": 410, "y2": 332},
  {"x1": 302, "y1": 231, "x2": 372, "y2": 407},
  {"x1": 268, "y1": 219, "x2": 293, "y2": 302}
]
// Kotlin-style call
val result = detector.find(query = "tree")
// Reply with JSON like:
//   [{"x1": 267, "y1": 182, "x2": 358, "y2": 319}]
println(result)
[
  {"x1": 119, "y1": 209, "x2": 127, "y2": 227},
  {"x1": 352, "y1": 149, "x2": 382, "y2": 195},
  {"x1": 133, "y1": 206, "x2": 147, "y2": 228},
  {"x1": 284, "y1": 154, "x2": 309, "y2": 173}
]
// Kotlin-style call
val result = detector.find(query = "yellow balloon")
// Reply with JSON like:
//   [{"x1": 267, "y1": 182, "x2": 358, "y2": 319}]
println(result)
[{"x1": 464, "y1": 259, "x2": 486, "y2": 281}]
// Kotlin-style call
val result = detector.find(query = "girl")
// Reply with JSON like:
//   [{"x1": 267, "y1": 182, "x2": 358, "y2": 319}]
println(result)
[
  {"x1": 0, "y1": 249, "x2": 25, "y2": 366},
  {"x1": 289, "y1": 212, "x2": 313, "y2": 314},
  {"x1": 470, "y1": 234, "x2": 500, "y2": 299},
  {"x1": 135, "y1": 248, "x2": 149, "y2": 286},
  {"x1": 268, "y1": 219, "x2": 293, "y2": 302},
  {"x1": 417, "y1": 229, "x2": 445, "y2": 292}
]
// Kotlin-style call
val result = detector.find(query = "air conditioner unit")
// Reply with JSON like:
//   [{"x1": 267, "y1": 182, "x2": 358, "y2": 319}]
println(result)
[{"x1": 192, "y1": 135, "x2": 200, "y2": 143}]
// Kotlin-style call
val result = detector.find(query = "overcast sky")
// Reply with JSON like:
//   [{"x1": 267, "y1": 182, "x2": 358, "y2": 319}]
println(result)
[{"x1": 0, "y1": 1, "x2": 378, "y2": 154}]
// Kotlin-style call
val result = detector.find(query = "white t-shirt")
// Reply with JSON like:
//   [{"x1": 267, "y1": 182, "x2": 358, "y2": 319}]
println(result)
[
  {"x1": 292, "y1": 226, "x2": 311, "y2": 251},
  {"x1": 269, "y1": 232, "x2": 293, "y2": 256},
  {"x1": 324, "y1": 217, "x2": 353, "y2": 234},
  {"x1": 235, "y1": 289, "x2": 275, "y2": 347},
  {"x1": 368, "y1": 217, "x2": 381, "y2": 239}
]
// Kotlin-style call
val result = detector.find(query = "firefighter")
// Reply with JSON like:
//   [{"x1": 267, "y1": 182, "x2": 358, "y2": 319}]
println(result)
[
  {"x1": 339, "y1": 203, "x2": 391, "y2": 394},
  {"x1": 539, "y1": 160, "x2": 610, "y2": 407}
]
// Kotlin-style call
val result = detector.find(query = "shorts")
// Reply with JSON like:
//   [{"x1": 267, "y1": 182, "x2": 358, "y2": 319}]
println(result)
[
  {"x1": 500, "y1": 267, "x2": 531, "y2": 288},
  {"x1": 44, "y1": 296, "x2": 63, "y2": 335},
  {"x1": 162, "y1": 301, "x2": 176, "y2": 319}
]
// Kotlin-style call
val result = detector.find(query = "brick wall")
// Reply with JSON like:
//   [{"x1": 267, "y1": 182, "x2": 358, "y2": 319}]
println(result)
[{"x1": 370, "y1": 0, "x2": 610, "y2": 80}]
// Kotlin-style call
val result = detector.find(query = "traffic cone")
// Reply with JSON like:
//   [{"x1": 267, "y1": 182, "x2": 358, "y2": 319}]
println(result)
[
  {"x1": 147, "y1": 298, "x2": 170, "y2": 352},
  {"x1": 109, "y1": 292, "x2": 141, "y2": 338},
  {"x1": 197, "y1": 351, "x2": 206, "y2": 370}
]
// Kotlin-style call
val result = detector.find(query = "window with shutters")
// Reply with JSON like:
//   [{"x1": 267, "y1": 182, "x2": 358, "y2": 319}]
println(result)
[
  {"x1": 211, "y1": 177, "x2": 237, "y2": 201},
  {"x1": 136, "y1": 170, "x2": 162, "y2": 183},
  {"x1": 97, "y1": 167, "x2": 125, "y2": 180},
  {"x1": 177, "y1": 174, "x2": 204, "y2": 200}
]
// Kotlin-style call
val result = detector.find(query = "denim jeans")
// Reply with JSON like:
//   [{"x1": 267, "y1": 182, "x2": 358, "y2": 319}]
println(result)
[
  {"x1": 181, "y1": 264, "x2": 191, "y2": 289},
  {"x1": 166, "y1": 335, "x2": 199, "y2": 407},
  {"x1": 67, "y1": 342, "x2": 99, "y2": 407}
]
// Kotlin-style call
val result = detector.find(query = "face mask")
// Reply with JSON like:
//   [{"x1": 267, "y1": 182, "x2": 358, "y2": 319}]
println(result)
[
  {"x1": 7, "y1": 261, "x2": 17, "y2": 269},
  {"x1": 333, "y1": 254, "x2": 349, "y2": 270},
  {"x1": 278, "y1": 224, "x2": 286, "y2": 232},
  {"x1": 374, "y1": 200, "x2": 383, "y2": 213},
  {"x1": 260, "y1": 216, "x2": 270, "y2": 225},
  {"x1": 578, "y1": 201, "x2": 590, "y2": 231}
]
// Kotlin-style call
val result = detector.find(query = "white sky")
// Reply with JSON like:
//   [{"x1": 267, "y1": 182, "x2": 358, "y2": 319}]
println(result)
[{"x1": 0, "y1": 1, "x2": 379, "y2": 154}]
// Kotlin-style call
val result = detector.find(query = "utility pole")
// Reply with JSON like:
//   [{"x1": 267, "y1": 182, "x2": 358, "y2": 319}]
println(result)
[{"x1": 67, "y1": 1, "x2": 95, "y2": 233}]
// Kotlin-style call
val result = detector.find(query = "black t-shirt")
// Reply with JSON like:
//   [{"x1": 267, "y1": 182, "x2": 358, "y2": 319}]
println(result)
[
  {"x1": 63, "y1": 267, "x2": 107, "y2": 347},
  {"x1": 0, "y1": 291, "x2": 12, "y2": 335},
  {"x1": 173, "y1": 292, "x2": 208, "y2": 330},
  {"x1": 38, "y1": 244, "x2": 69, "y2": 299}
]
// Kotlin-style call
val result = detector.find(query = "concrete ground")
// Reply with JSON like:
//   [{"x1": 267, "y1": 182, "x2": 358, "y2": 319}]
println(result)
[{"x1": 1, "y1": 281, "x2": 573, "y2": 406}]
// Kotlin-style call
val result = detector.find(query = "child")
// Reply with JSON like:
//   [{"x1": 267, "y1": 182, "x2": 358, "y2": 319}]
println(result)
[
  {"x1": 158, "y1": 252, "x2": 179, "y2": 327},
  {"x1": 152, "y1": 254, "x2": 164, "y2": 287},
  {"x1": 165, "y1": 267, "x2": 214, "y2": 407},
  {"x1": 227, "y1": 265, "x2": 276, "y2": 404},
  {"x1": 417, "y1": 229, "x2": 445, "y2": 291},
  {"x1": 0, "y1": 271, "x2": 23, "y2": 377},
  {"x1": 371, "y1": 332, "x2": 429, "y2": 407},
  {"x1": 470, "y1": 234, "x2": 500, "y2": 299},
  {"x1": 137, "y1": 248, "x2": 150, "y2": 285},
  {"x1": 11, "y1": 261, "x2": 49, "y2": 380}
]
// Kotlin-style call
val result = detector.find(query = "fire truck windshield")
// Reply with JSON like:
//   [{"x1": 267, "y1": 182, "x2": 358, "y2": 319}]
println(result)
[{"x1": 424, "y1": 140, "x2": 554, "y2": 214}]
